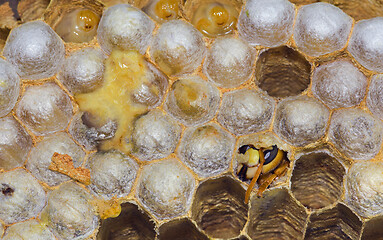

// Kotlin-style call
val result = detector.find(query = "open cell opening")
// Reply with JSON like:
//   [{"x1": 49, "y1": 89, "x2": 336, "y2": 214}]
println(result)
[
  {"x1": 305, "y1": 203, "x2": 362, "y2": 240},
  {"x1": 191, "y1": 176, "x2": 248, "y2": 239},
  {"x1": 255, "y1": 46, "x2": 311, "y2": 98},
  {"x1": 97, "y1": 202, "x2": 156, "y2": 240},
  {"x1": 291, "y1": 152, "x2": 345, "y2": 209},
  {"x1": 158, "y1": 218, "x2": 209, "y2": 240},
  {"x1": 361, "y1": 215, "x2": 383, "y2": 240},
  {"x1": 247, "y1": 188, "x2": 308, "y2": 240}
]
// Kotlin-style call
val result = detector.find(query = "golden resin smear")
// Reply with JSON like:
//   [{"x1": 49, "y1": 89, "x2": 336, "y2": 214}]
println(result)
[
  {"x1": 91, "y1": 197, "x2": 122, "y2": 219},
  {"x1": 75, "y1": 50, "x2": 149, "y2": 153}
]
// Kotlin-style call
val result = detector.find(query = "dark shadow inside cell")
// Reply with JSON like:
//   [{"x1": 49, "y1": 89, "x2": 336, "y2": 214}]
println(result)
[
  {"x1": 289, "y1": 0, "x2": 383, "y2": 21},
  {"x1": 247, "y1": 188, "x2": 308, "y2": 240},
  {"x1": 255, "y1": 46, "x2": 311, "y2": 98},
  {"x1": 305, "y1": 203, "x2": 362, "y2": 240},
  {"x1": 97, "y1": 202, "x2": 156, "y2": 240},
  {"x1": 0, "y1": 28, "x2": 10, "y2": 47},
  {"x1": 291, "y1": 152, "x2": 345, "y2": 209},
  {"x1": 191, "y1": 176, "x2": 248, "y2": 239},
  {"x1": 361, "y1": 215, "x2": 383, "y2": 240},
  {"x1": 158, "y1": 218, "x2": 209, "y2": 240}
]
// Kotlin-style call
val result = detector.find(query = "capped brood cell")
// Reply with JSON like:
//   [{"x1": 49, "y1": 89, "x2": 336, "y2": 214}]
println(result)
[{"x1": 2, "y1": 219, "x2": 56, "y2": 240}]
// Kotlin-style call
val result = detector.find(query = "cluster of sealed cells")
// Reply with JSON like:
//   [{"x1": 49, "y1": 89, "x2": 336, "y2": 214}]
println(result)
[{"x1": 1, "y1": 0, "x2": 383, "y2": 239}]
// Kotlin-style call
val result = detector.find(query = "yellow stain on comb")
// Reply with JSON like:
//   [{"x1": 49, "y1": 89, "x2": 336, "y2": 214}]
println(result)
[{"x1": 75, "y1": 50, "x2": 149, "y2": 153}]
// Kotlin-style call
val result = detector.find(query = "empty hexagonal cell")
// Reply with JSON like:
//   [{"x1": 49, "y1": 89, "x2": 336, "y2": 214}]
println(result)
[
  {"x1": 131, "y1": 109, "x2": 182, "y2": 161},
  {"x1": 238, "y1": 0, "x2": 295, "y2": 47},
  {"x1": 97, "y1": 202, "x2": 156, "y2": 240},
  {"x1": 273, "y1": 95, "x2": 330, "y2": 147},
  {"x1": 312, "y1": 60, "x2": 368, "y2": 109},
  {"x1": 191, "y1": 176, "x2": 248, "y2": 239},
  {"x1": 329, "y1": 108, "x2": 383, "y2": 160},
  {"x1": 293, "y1": 3, "x2": 352, "y2": 57},
  {"x1": 217, "y1": 88, "x2": 275, "y2": 136},
  {"x1": 26, "y1": 132, "x2": 85, "y2": 187},
  {"x1": 178, "y1": 123, "x2": 235, "y2": 178},
  {"x1": 361, "y1": 215, "x2": 383, "y2": 240},
  {"x1": 3, "y1": 20, "x2": 65, "y2": 80},
  {"x1": 0, "y1": 169, "x2": 46, "y2": 224},
  {"x1": 87, "y1": 150, "x2": 138, "y2": 199},
  {"x1": 247, "y1": 188, "x2": 307, "y2": 239},
  {"x1": 305, "y1": 203, "x2": 362, "y2": 240},
  {"x1": 255, "y1": 46, "x2": 311, "y2": 98},
  {"x1": 0, "y1": 58, "x2": 20, "y2": 117},
  {"x1": 16, "y1": 82, "x2": 73, "y2": 136},
  {"x1": 291, "y1": 151, "x2": 345, "y2": 209},
  {"x1": 58, "y1": 47, "x2": 106, "y2": 94},
  {"x1": 165, "y1": 76, "x2": 220, "y2": 126},
  {"x1": 158, "y1": 218, "x2": 209, "y2": 240},
  {"x1": 97, "y1": 4, "x2": 155, "y2": 54},
  {"x1": 345, "y1": 161, "x2": 383, "y2": 218},
  {"x1": 2, "y1": 219, "x2": 56, "y2": 240},
  {"x1": 41, "y1": 182, "x2": 99, "y2": 240},
  {"x1": 348, "y1": 17, "x2": 383, "y2": 72},
  {"x1": 150, "y1": 20, "x2": 206, "y2": 76},
  {"x1": 0, "y1": 115, "x2": 32, "y2": 170},
  {"x1": 367, "y1": 74, "x2": 383, "y2": 120},
  {"x1": 203, "y1": 36, "x2": 255, "y2": 88},
  {"x1": 136, "y1": 159, "x2": 196, "y2": 220}
]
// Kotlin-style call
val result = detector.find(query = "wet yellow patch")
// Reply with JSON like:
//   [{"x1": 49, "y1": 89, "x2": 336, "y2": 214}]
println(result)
[{"x1": 75, "y1": 50, "x2": 149, "y2": 153}]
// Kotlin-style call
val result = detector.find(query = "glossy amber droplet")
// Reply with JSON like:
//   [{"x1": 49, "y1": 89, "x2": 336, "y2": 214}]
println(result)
[
  {"x1": 192, "y1": 2, "x2": 238, "y2": 38},
  {"x1": 55, "y1": 9, "x2": 100, "y2": 43}
]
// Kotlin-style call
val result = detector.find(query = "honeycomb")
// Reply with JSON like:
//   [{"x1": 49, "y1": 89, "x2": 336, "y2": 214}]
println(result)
[{"x1": 1, "y1": 0, "x2": 383, "y2": 239}]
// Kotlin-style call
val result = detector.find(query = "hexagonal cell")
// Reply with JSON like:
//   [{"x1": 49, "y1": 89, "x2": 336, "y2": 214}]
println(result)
[
  {"x1": 97, "y1": 4, "x2": 155, "y2": 54},
  {"x1": 329, "y1": 108, "x2": 383, "y2": 160},
  {"x1": 305, "y1": 203, "x2": 362, "y2": 240},
  {"x1": 203, "y1": 36, "x2": 255, "y2": 88},
  {"x1": 0, "y1": 169, "x2": 46, "y2": 224},
  {"x1": 158, "y1": 218, "x2": 209, "y2": 240},
  {"x1": 185, "y1": 0, "x2": 240, "y2": 38},
  {"x1": 26, "y1": 132, "x2": 85, "y2": 187},
  {"x1": 345, "y1": 161, "x2": 383, "y2": 218},
  {"x1": 348, "y1": 17, "x2": 383, "y2": 73},
  {"x1": 49, "y1": 0, "x2": 102, "y2": 43},
  {"x1": 87, "y1": 150, "x2": 139, "y2": 199},
  {"x1": 97, "y1": 202, "x2": 156, "y2": 240},
  {"x1": 191, "y1": 176, "x2": 248, "y2": 239},
  {"x1": 0, "y1": 115, "x2": 32, "y2": 170},
  {"x1": 165, "y1": 76, "x2": 220, "y2": 126},
  {"x1": 361, "y1": 215, "x2": 383, "y2": 240},
  {"x1": 2, "y1": 219, "x2": 56, "y2": 240},
  {"x1": 367, "y1": 74, "x2": 383, "y2": 120},
  {"x1": 247, "y1": 188, "x2": 307, "y2": 240},
  {"x1": 0, "y1": 58, "x2": 20, "y2": 117},
  {"x1": 273, "y1": 95, "x2": 330, "y2": 147},
  {"x1": 178, "y1": 123, "x2": 235, "y2": 178},
  {"x1": 41, "y1": 182, "x2": 99, "y2": 240},
  {"x1": 238, "y1": 0, "x2": 295, "y2": 47},
  {"x1": 16, "y1": 82, "x2": 73, "y2": 136},
  {"x1": 150, "y1": 20, "x2": 206, "y2": 76},
  {"x1": 255, "y1": 46, "x2": 311, "y2": 98},
  {"x1": 68, "y1": 111, "x2": 117, "y2": 151},
  {"x1": 131, "y1": 109, "x2": 181, "y2": 161},
  {"x1": 58, "y1": 47, "x2": 106, "y2": 94},
  {"x1": 293, "y1": 3, "x2": 352, "y2": 57},
  {"x1": 3, "y1": 20, "x2": 65, "y2": 80},
  {"x1": 136, "y1": 159, "x2": 196, "y2": 220},
  {"x1": 217, "y1": 88, "x2": 275, "y2": 136},
  {"x1": 142, "y1": 0, "x2": 181, "y2": 23},
  {"x1": 312, "y1": 60, "x2": 368, "y2": 109},
  {"x1": 291, "y1": 151, "x2": 345, "y2": 209}
]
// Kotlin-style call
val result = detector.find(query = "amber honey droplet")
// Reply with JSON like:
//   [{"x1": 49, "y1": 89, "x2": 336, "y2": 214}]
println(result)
[
  {"x1": 154, "y1": 0, "x2": 179, "y2": 20},
  {"x1": 77, "y1": 9, "x2": 99, "y2": 32}
]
